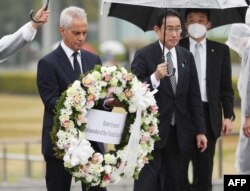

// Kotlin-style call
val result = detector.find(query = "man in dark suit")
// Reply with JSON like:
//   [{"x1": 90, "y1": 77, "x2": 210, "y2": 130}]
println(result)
[
  {"x1": 179, "y1": 9, "x2": 235, "y2": 191},
  {"x1": 131, "y1": 9, "x2": 207, "y2": 191},
  {"x1": 37, "y1": 6, "x2": 111, "y2": 191}
]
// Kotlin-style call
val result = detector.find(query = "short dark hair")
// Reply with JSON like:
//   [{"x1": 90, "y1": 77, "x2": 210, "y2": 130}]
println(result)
[
  {"x1": 154, "y1": 9, "x2": 181, "y2": 28},
  {"x1": 184, "y1": 8, "x2": 210, "y2": 21}
]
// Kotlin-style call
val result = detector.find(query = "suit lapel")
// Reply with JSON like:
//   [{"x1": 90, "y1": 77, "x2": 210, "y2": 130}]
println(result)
[
  {"x1": 80, "y1": 50, "x2": 89, "y2": 73},
  {"x1": 56, "y1": 46, "x2": 76, "y2": 82},
  {"x1": 175, "y1": 46, "x2": 187, "y2": 94},
  {"x1": 206, "y1": 40, "x2": 216, "y2": 84}
]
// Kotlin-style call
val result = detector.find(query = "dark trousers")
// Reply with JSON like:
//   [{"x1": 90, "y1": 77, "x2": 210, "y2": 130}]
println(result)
[
  {"x1": 190, "y1": 103, "x2": 217, "y2": 191},
  {"x1": 134, "y1": 125, "x2": 190, "y2": 191},
  {"x1": 44, "y1": 156, "x2": 106, "y2": 191}
]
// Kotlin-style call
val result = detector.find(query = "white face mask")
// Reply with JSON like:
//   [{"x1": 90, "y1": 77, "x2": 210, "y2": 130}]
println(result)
[{"x1": 187, "y1": 23, "x2": 207, "y2": 39}]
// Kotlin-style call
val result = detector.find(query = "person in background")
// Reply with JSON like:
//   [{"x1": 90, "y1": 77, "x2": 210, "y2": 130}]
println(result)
[
  {"x1": 37, "y1": 6, "x2": 115, "y2": 191},
  {"x1": 0, "y1": 5, "x2": 49, "y2": 63},
  {"x1": 131, "y1": 9, "x2": 207, "y2": 191},
  {"x1": 226, "y1": 23, "x2": 250, "y2": 174},
  {"x1": 179, "y1": 9, "x2": 235, "y2": 191}
]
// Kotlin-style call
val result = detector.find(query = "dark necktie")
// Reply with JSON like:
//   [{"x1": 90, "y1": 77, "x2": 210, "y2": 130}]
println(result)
[
  {"x1": 166, "y1": 51, "x2": 176, "y2": 125},
  {"x1": 72, "y1": 52, "x2": 81, "y2": 78}
]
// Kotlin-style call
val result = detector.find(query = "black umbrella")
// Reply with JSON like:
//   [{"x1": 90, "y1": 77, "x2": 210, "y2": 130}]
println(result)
[
  {"x1": 108, "y1": 2, "x2": 249, "y2": 32},
  {"x1": 107, "y1": 1, "x2": 249, "y2": 76}
]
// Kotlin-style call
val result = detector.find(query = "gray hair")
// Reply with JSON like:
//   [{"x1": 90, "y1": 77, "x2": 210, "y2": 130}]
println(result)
[{"x1": 60, "y1": 6, "x2": 87, "y2": 29}]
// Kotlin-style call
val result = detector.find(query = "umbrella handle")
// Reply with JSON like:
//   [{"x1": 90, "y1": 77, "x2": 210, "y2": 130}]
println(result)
[
  {"x1": 30, "y1": 0, "x2": 49, "y2": 23},
  {"x1": 166, "y1": 68, "x2": 175, "y2": 77},
  {"x1": 162, "y1": 55, "x2": 175, "y2": 77}
]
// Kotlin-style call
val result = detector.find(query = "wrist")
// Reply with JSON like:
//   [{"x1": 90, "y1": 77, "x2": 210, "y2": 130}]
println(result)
[
  {"x1": 103, "y1": 99, "x2": 112, "y2": 110},
  {"x1": 31, "y1": 21, "x2": 39, "y2": 29},
  {"x1": 154, "y1": 72, "x2": 160, "y2": 81}
]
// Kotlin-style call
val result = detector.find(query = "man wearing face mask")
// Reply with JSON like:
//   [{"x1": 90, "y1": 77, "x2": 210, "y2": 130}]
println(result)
[{"x1": 179, "y1": 9, "x2": 235, "y2": 191}]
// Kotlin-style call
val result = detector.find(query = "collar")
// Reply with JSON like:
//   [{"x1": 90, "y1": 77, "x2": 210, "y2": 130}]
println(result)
[
  {"x1": 189, "y1": 38, "x2": 206, "y2": 49},
  {"x1": 61, "y1": 41, "x2": 81, "y2": 58},
  {"x1": 158, "y1": 41, "x2": 176, "y2": 57}
]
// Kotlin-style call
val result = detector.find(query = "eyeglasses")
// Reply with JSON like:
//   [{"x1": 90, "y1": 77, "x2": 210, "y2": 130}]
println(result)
[{"x1": 165, "y1": 28, "x2": 182, "y2": 34}]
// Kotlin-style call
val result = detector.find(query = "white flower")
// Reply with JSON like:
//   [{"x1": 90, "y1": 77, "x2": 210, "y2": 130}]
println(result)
[
  {"x1": 104, "y1": 153, "x2": 117, "y2": 165},
  {"x1": 63, "y1": 138, "x2": 94, "y2": 166}
]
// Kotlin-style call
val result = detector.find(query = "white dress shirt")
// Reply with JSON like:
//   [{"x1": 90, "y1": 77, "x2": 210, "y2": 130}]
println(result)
[
  {"x1": 0, "y1": 22, "x2": 37, "y2": 63},
  {"x1": 60, "y1": 41, "x2": 83, "y2": 73},
  {"x1": 189, "y1": 38, "x2": 208, "y2": 102},
  {"x1": 151, "y1": 41, "x2": 178, "y2": 89}
]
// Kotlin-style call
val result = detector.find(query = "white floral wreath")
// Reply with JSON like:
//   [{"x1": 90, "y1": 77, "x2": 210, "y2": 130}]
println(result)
[{"x1": 51, "y1": 65, "x2": 159, "y2": 187}]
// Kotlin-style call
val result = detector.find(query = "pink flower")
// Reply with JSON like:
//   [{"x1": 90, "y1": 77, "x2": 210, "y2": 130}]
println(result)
[
  {"x1": 62, "y1": 120, "x2": 72, "y2": 129},
  {"x1": 76, "y1": 113, "x2": 86, "y2": 126},
  {"x1": 107, "y1": 87, "x2": 115, "y2": 97},
  {"x1": 82, "y1": 77, "x2": 93, "y2": 87},
  {"x1": 150, "y1": 105, "x2": 158, "y2": 114},
  {"x1": 91, "y1": 153, "x2": 103, "y2": 164},
  {"x1": 103, "y1": 74, "x2": 111, "y2": 82},
  {"x1": 73, "y1": 95, "x2": 81, "y2": 104},
  {"x1": 87, "y1": 94, "x2": 95, "y2": 102},
  {"x1": 124, "y1": 89, "x2": 133, "y2": 98},
  {"x1": 123, "y1": 73, "x2": 133, "y2": 81},
  {"x1": 140, "y1": 133, "x2": 150, "y2": 144},
  {"x1": 148, "y1": 125, "x2": 157, "y2": 134},
  {"x1": 102, "y1": 173, "x2": 112, "y2": 183}
]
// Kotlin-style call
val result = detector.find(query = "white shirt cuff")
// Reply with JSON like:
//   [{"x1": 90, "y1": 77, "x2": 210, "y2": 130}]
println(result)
[{"x1": 151, "y1": 73, "x2": 160, "y2": 89}]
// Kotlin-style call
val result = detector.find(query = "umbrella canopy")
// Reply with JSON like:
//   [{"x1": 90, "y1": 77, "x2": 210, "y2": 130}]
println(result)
[
  {"x1": 107, "y1": 1, "x2": 249, "y2": 32},
  {"x1": 99, "y1": 40, "x2": 126, "y2": 55},
  {"x1": 104, "y1": 0, "x2": 248, "y2": 9}
]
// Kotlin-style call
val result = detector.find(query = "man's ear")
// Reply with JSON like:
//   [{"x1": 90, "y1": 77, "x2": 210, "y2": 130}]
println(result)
[
  {"x1": 207, "y1": 21, "x2": 212, "y2": 30},
  {"x1": 153, "y1": 26, "x2": 160, "y2": 36},
  {"x1": 153, "y1": 26, "x2": 158, "y2": 32},
  {"x1": 184, "y1": 22, "x2": 188, "y2": 30}
]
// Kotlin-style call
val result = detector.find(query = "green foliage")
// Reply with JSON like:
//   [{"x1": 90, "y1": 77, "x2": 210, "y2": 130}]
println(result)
[
  {"x1": 208, "y1": 37, "x2": 240, "y2": 64},
  {"x1": 0, "y1": 71, "x2": 241, "y2": 106},
  {"x1": 0, "y1": 72, "x2": 38, "y2": 95}
]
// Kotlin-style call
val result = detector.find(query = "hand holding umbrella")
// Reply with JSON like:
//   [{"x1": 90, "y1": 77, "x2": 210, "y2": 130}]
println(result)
[{"x1": 30, "y1": 0, "x2": 50, "y2": 24}]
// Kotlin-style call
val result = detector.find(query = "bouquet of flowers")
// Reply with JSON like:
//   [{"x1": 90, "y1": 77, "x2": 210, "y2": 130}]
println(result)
[{"x1": 51, "y1": 65, "x2": 160, "y2": 187}]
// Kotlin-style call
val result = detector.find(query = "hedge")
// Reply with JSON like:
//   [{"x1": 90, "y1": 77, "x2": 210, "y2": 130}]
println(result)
[
  {"x1": 0, "y1": 72, "x2": 38, "y2": 95},
  {"x1": 0, "y1": 71, "x2": 241, "y2": 104}
]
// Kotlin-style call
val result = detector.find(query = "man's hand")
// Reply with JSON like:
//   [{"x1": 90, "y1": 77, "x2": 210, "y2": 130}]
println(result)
[
  {"x1": 196, "y1": 134, "x2": 207, "y2": 152},
  {"x1": 104, "y1": 98, "x2": 123, "y2": 108},
  {"x1": 221, "y1": 118, "x2": 233, "y2": 136},
  {"x1": 243, "y1": 116, "x2": 250, "y2": 137},
  {"x1": 154, "y1": 62, "x2": 168, "y2": 81},
  {"x1": 31, "y1": 5, "x2": 49, "y2": 29}
]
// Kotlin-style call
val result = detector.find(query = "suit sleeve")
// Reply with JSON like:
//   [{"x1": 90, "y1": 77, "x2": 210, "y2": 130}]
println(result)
[
  {"x1": 37, "y1": 58, "x2": 61, "y2": 114},
  {"x1": 220, "y1": 45, "x2": 235, "y2": 119},
  {"x1": 131, "y1": 50, "x2": 154, "y2": 90}
]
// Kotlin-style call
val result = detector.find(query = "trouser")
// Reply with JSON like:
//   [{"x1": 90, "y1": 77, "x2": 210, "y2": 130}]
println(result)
[
  {"x1": 44, "y1": 156, "x2": 107, "y2": 191},
  {"x1": 134, "y1": 125, "x2": 190, "y2": 191},
  {"x1": 190, "y1": 103, "x2": 217, "y2": 191}
]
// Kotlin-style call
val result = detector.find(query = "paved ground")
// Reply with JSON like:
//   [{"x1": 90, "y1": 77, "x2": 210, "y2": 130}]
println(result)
[{"x1": 0, "y1": 178, "x2": 223, "y2": 191}]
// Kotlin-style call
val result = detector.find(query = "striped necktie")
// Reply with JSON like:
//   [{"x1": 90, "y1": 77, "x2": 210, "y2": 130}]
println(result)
[
  {"x1": 167, "y1": 51, "x2": 176, "y2": 125},
  {"x1": 167, "y1": 51, "x2": 176, "y2": 94}
]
